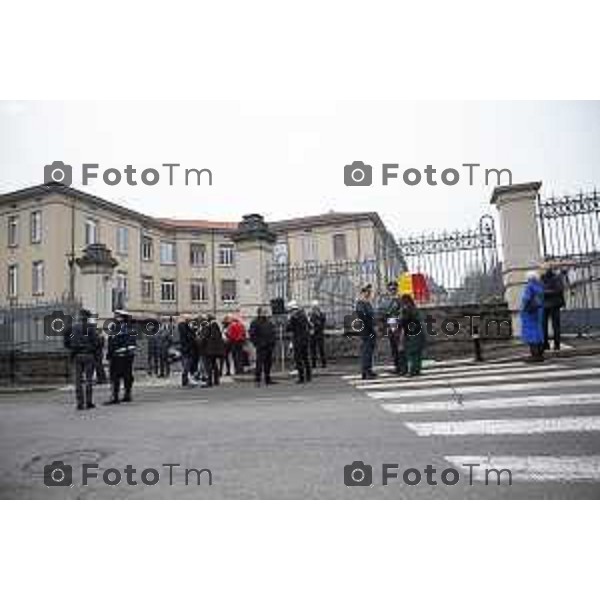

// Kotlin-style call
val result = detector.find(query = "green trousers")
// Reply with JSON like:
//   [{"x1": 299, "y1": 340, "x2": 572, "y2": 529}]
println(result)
[{"x1": 406, "y1": 348, "x2": 423, "y2": 375}]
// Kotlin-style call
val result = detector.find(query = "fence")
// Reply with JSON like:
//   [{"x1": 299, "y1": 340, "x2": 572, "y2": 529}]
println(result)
[
  {"x1": 397, "y1": 215, "x2": 504, "y2": 306},
  {"x1": 537, "y1": 190, "x2": 600, "y2": 334},
  {"x1": 0, "y1": 298, "x2": 83, "y2": 384},
  {"x1": 266, "y1": 259, "x2": 386, "y2": 328}
]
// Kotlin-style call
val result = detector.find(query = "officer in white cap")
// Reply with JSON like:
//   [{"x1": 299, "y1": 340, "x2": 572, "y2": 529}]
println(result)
[{"x1": 106, "y1": 309, "x2": 137, "y2": 404}]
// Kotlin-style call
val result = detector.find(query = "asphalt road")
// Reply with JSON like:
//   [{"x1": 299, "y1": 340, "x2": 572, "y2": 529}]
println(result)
[{"x1": 1, "y1": 355, "x2": 600, "y2": 499}]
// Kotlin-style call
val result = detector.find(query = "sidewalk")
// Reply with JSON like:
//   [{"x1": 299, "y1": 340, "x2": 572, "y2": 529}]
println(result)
[{"x1": 2, "y1": 335, "x2": 599, "y2": 394}]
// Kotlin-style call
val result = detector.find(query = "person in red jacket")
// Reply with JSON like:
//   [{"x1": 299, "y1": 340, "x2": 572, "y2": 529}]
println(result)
[{"x1": 226, "y1": 316, "x2": 247, "y2": 375}]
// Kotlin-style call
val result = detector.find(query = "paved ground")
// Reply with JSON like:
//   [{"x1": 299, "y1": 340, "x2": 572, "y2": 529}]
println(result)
[{"x1": 1, "y1": 354, "x2": 600, "y2": 499}]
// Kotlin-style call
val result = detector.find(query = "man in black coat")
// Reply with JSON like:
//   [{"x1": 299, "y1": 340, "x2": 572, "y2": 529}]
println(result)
[
  {"x1": 309, "y1": 300, "x2": 327, "y2": 369},
  {"x1": 106, "y1": 310, "x2": 137, "y2": 404},
  {"x1": 542, "y1": 266, "x2": 566, "y2": 351},
  {"x1": 249, "y1": 307, "x2": 277, "y2": 386},
  {"x1": 64, "y1": 308, "x2": 100, "y2": 410},
  {"x1": 287, "y1": 300, "x2": 312, "y2": 383}
]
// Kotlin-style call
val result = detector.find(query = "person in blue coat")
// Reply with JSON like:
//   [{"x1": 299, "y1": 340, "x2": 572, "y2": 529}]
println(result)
[{"x1": 520, "y1": 271, "x2": 545, "y2": 362}]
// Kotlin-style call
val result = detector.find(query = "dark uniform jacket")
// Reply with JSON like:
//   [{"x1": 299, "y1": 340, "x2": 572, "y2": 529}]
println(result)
[
  {"x1": 355, "y1": 299, "x2": 376, "y2": 337},
  {"x1": 287, "y1": 310, "x2": 311, "y2": 345},
  {"x1": 107, "y1": 325, "x2": 137, "y2": 359},
  {"x1": 64, "y1": 321, "x2": 99, "y2": 356},
  {"x1": 249, "y1": 316, "x2": 276, "y2": 350}
]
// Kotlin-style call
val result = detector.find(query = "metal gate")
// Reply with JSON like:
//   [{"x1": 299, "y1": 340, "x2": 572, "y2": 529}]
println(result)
[
  {"x1": 537, "y1": 190, "x2": 600, "y2": 335},
  {"x1": 398, "y1": 215, "x2": 503, "y2": 306},
  {"x1": 266, "y1": 259, "x2": 384, "y2": 328}
]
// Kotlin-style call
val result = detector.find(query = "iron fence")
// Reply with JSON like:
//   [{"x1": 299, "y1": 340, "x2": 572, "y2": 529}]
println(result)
[
  {"x1": 266, "y1": 259, "x2": 386, "y2": 328},
  {"x1": 398, "y1": 215, "x2": 503, "y2": 306},
  {"x1": 0, "y1": 297, "x2": 82, "y2": 354}
]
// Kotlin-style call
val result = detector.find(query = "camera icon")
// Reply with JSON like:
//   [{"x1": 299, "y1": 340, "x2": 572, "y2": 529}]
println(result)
[
  {"x1": 44, "y1": 310, "x2": 73, "y2": 337},
  {"x1": 44, "y1": 461, "x2": 73, "y2": 487},
  {"x1": 344, "y1": 461, "x2": 373, "y2": 487},
  {"x1": 343, "y1": 312, "x2": 374, "y2": 339},
  {"x1": 344, "y1": 161, "x2": 372, "y2": 186},
  {"x1": 44, "y1": 160, "x2": 73, "y2": 186}
]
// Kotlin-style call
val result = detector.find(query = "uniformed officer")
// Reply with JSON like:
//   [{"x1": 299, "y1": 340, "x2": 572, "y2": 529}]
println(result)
[
  {"x1": 106, "y1": 309, "x2": 137, "y2": 404},
  {"x1": 63, "y1": 307, "x2": 100, "y2": 410},
  {"x1": 380, "y1": 281, "x2": 406, "y2": 375}
]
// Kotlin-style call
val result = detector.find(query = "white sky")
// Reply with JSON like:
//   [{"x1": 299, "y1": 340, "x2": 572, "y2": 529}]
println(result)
[{"x1": 1, "y1": 101, "x2": 599, "y2": 237}]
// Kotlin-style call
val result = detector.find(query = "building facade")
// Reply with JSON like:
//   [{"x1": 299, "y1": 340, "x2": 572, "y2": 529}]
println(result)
[{"x1": 0, "y1": 183, "x2": 404, "y2": 318}]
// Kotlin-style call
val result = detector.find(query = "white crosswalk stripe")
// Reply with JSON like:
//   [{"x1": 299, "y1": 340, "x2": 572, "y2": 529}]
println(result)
[
  {"x1": 355, "y1": 366, "x2": 600, "y2": 391},
  {"x1": 405, "y1": 415, "x2": 600, "y2": 436},
  {"x1": 381, "y1": 393, "x2": 600, "y2": 414},
  {"x1": 445, "y1": 456, "x2": 600, "y2": 482},
  {"x1": 344, "y1": 357, "x2": 600, "y2": 483},
  {"x1": 366, "y1": 377, "x2": 600, "y2": 400}
]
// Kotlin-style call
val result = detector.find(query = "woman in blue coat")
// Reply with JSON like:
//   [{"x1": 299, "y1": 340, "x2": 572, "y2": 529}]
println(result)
[{"x1": 520, "y1": 271, "x2": 545, "y2": 362}]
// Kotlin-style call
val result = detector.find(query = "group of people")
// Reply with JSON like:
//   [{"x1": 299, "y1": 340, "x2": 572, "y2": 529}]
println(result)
[
  {"x1": 355, "y1": 281, "x2": 426, "y2": 380},
  {"x1": 176, "y1": 313, "x2": 248, "y2": 388},
  {"x1": 520, "y1": 265, "x2": 566, "y2": 361}
]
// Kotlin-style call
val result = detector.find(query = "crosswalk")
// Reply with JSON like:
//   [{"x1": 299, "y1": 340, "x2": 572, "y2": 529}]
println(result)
[{"x1": 345, "y1": 356, "x2": 600, "y2": 485}]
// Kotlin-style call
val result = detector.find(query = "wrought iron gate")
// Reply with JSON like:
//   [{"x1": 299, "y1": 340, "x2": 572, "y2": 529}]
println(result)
[{"x1": 398, "y1": 215, "x2": 503, "y2": 306}]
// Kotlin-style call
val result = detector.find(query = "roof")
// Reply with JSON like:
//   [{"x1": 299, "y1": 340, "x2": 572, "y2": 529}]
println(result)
[
  {"x1": 158, "y1": 218, "x2": 238, "y2": 230},
  {"x1": 0, "y1": 183, "x2": 390, "y2": 237},
  {"x1": 269, "y1": 211, "x2": 385, "y2": 232}
]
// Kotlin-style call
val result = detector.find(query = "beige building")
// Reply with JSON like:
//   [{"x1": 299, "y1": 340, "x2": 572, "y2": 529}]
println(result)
[{"x1": 0, "y1": 183, "x2": 403, "y2": 318}]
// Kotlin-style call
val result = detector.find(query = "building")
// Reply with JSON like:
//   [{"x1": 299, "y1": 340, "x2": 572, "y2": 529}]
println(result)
[{"x1": 0, "y1": 182, "x2": 404, "y2": 318}]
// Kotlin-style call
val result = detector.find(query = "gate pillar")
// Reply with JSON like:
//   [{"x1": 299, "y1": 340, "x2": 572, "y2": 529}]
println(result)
[
  {"x1": 490, "y1": 181, "x2": 542, "y2": 335},
  {"x1": 231, "y1": 214, "x2": 277, "y2": 323}
]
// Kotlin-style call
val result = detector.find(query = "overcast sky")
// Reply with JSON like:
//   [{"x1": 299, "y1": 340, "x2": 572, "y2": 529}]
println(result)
[{"x1": 1, "y1": 100, "x2": 599, "y2": 237}]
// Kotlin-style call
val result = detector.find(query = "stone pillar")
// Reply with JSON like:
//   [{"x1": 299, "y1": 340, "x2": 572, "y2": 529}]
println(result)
[
  {"x1": 490, "y1": 182, "x2": 542, "y2": 335},
  {"x1": 75, "y1": 244, "x2": 118, "y2": 320},
  {"x1": 231, "y1": 214, "x2": 276, "y2": 322}
]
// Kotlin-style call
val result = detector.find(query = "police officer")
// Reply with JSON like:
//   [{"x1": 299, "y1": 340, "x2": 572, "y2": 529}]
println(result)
[
  {"x1": 106, "y1": 309, "x2": 137, "y2": 404},
  {"x1": 63, "y1": 307, "x2": 100, "y2": 410},
  {"x1": 356, "y1": 284, "x2": 377, "y2": 380},
  {"x1": 380, "y1": 281, "x2": 406, "y2": 375},
  {"x1": 286, "y1": 300, "x2": 312, "y2": 383}
]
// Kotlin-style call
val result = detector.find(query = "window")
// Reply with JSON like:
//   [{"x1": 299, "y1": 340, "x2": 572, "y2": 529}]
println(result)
[
  {"x1": 116, "y1": 227, "x2": 129, "y2": 255},
  {"x1": 8, "y1": 265, "x2": 18, "y2": 297},
  {"x1": 301, "y1": 233, "x2": 318, "y2": 262},
  {"x1": 141, "y1": 235, "x2": 153, "y2": 261},
  {"x1": 30, "y1": 211, "x2": 42, "y2": 244},
  {"x1": 115, "y1": 271, "x2": 128, "y2": 300},
  {"x1": 161, "y1": 279, "x2": 176, "y2": 302},
  {"x1": 273, "y1": 242, "x2": 288, "y2": 265},
  {"x1": 7, "y1": 216, "x2": 18, "y2": 247},
  {"x1": 220, "y1": 279, "x2": 236, "y2": 303},
  {"x1": 333, "y1": 233, "x2": 348, "y2": 260},
  {"x1": 218, "y1": 243, "x2": 234, "y2": 266},
  {"x1": 160, "y1": 241, "x2": 176, "y2": 265},
  {"x1": 85, "y1": 219, "x2": 98, "y2": 245},
  {"x1": 141, "y1": 276, "x2": 154, "y2": 302},
  {"x1": 191, "y1": 278, "x2": 208, "y2": 303},
  {"x1": 32, "y1": 261, "x2": 44, "y2": 296},
  {"x1": 190, "y1": 243, "x2": 206, "y2": 267}
]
